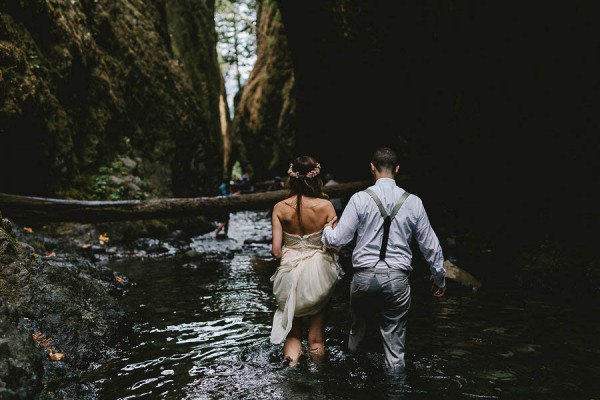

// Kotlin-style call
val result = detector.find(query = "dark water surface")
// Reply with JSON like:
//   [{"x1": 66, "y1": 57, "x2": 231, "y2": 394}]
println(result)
[{"x1": 85, "y1": 211, "x2": 600, "y2": 399}]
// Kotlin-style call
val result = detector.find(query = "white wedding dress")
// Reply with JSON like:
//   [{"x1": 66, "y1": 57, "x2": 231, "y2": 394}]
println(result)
[{"x1": 270, "y1": 228, "x2": 344, "y2": 344}]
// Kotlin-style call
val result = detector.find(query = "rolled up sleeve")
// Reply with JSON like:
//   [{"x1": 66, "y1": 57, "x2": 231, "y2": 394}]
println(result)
[{"x1": 322, "y1": 195, "x2": 359, "y2": 248}]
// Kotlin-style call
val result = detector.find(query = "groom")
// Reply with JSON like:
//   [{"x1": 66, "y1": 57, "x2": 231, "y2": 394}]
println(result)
[{"x1": 321, "y1": 146, "x2": 446, "y2": 373}]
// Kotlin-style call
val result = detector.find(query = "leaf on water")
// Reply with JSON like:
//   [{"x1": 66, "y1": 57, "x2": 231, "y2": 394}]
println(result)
[
  {"x1": 45, "y1": 252, "x2": 56, "y2": 257},
  {"x1": 114, "y1": 275, "x2": 126, "y2": 284},
  {"x1": 99, "y1": 233, "x2": 110, "y2": 245},
  {"x1": 23, "y1": 227, "x2": 33, "y2": 233},
  {"x1": 82, "y1": 243, "x2": 92, "y2": 249}
]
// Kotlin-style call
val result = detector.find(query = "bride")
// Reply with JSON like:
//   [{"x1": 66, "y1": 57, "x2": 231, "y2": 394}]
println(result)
[{"x1": 270, "y1": 156, "x2": 344, "y2": 366}]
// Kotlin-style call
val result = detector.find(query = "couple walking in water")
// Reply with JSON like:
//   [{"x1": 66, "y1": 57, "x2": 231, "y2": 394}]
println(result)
[{"x1": 269, "y1": 147, "x2": 447, "y2": 374}]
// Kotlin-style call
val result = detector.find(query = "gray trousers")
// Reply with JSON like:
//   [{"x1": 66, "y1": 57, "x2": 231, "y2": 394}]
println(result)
[{"x1": 348, "y1": 267, "x2": 411, "y2": 373}]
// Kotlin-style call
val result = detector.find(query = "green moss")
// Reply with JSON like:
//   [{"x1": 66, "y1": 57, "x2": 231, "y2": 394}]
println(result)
[
  {"x1": 1, "y1": 1, "x2": 223, "y2": 198},
  {"x1": 91, "y1": 158, "x2": 151, "y2": 201}
]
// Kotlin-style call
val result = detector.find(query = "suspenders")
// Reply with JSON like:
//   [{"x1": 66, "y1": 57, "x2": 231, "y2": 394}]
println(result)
[{"x1": 363, "y1": 189, "x2": 411, "y2": 265}]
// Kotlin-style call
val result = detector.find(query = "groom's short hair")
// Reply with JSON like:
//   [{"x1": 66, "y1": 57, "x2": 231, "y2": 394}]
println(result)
[{"x1": 372, "y1": 147, "x2": 398, "y2": 172}]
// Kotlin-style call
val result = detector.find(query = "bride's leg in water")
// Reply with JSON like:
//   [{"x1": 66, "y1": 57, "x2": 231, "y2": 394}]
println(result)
[
  {"x1": 307, "y1": 310, "x2": 326, "y2": 361},
  {"x1": 283, "y1": 317, "x2": 302, "y2": 366}
]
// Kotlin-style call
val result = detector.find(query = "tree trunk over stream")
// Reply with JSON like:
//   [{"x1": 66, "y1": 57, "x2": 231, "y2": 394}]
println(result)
[
  {"x1": 1, "y1": 180, "x2": 487, "y2": 291},
  {"x1": 0, "y1": 180, "x2": 371, "y2": 224}
]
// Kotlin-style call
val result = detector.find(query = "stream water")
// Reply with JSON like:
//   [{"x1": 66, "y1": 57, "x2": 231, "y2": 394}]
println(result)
[{"x1": 85, "y1": 210, "x2": 600, "y2": 399}]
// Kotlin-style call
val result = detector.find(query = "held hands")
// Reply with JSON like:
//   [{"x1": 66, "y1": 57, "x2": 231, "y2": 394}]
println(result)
[
  {"x1": 324, "y1": 216, "x2": 338, "y2": 230},
  {"x1": 324, "y1": 216, "x2": 340, "y2": 254}
]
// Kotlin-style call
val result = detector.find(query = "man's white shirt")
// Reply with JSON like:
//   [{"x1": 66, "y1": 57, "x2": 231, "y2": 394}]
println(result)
[{"x1": 322, "y1": 178, "x2": 446, "y2": 288}]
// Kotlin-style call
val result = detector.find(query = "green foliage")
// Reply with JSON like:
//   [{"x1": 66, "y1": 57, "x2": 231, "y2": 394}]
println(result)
[
  {"x1": 231, "y1": 160, "x2": 243, "y2": 181},
  {"x1": 92, "y1": 158, "x2": 150, "y2": 201}
]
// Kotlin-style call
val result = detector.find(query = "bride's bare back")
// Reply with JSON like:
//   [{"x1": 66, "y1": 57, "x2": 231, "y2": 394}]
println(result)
[
  {"x1": 271, "y1": 195, "x2": 336, "y2": 259},
  {"x1": 276, "y1": 195, "x2": 335, "y2": 235}
]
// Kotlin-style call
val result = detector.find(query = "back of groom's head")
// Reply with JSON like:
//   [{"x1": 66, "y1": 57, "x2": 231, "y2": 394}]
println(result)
[{"x1": 372, "y1": 147, "x2": 398, "y2": 173}]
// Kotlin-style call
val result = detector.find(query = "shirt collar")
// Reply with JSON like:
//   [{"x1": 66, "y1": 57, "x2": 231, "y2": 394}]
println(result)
[{"x1": 375, "y1": 177, "x2": 396, "y2": 187}]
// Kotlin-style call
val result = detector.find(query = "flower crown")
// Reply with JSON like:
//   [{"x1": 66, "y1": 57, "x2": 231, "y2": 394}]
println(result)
[{"x1": 288, "y1": 162, "x2": 321, "y2": 179}]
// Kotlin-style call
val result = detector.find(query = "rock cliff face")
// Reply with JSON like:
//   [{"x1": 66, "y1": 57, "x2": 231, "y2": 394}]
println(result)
[
  {"x1": 231, "y1": 1, "x2": 596, "y2": 286},
  {"x1": 274, "y1": 1, "x2": 597, "y2": 187},
  {"x1": 0, "y1": 0, "x2": 223, "y2": 198}
]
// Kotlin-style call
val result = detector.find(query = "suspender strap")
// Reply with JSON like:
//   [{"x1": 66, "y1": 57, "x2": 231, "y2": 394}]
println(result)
[
  {"x1": 364, "y1": 189, "x2": 411, "y2": 261},
  {"x1": 390, "y1": 191, "x2": 411, "y2": 219}
]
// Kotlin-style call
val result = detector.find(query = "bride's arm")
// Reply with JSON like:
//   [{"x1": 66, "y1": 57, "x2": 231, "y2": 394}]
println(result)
[
  {"x1": 271, "y1": 204, "x2": 283, "y2": 260},
  {"x1": 322, "y1": 202, "x2": 341, "y2": 253}
]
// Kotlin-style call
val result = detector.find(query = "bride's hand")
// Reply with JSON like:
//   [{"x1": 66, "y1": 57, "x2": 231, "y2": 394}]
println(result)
[{"x1": 325, "y1": 216, "x2": 337, "y2": 230}]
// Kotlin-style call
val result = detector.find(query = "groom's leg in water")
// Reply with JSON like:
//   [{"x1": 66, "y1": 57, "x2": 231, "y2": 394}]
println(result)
[
  {"x1": 378, "y1": 271, "x2": 411, "y2": 373},
  {"x1": 307, "y1": 310, "x2": 326, "y2": 359},
  {"x1": 283, "y1": 317, "x2": 302, "y2": 365},
  {"x1": 348, "y1": 269, "x2": 380, "y2": 353}
]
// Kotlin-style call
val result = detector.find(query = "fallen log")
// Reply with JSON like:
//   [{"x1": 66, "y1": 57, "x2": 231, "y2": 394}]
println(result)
[
  {"x1": 0, "y1": 180, "x2": 372, "y2": 224},
  {"x1": 443, "y1": 260, "x2": 483, "y2": 291}
]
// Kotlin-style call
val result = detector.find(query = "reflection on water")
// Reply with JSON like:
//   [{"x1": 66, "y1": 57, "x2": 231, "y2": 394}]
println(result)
[{"x1": 86, "y1": 211, "x2": 600, "y2": 399}]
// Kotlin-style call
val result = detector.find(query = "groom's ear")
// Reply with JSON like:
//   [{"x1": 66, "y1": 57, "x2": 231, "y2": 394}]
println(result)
[
  {"x1": 370, "y1": 163, "x2": 376, "y2": 174},
  {"x1": 394, "y1": 165, "x2": 399, "y2": 175}
]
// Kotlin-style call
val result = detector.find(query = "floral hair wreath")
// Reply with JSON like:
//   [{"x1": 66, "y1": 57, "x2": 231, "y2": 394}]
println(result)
[{"x1": 288, "y1": 162, "x2": 321, "y2": 179}]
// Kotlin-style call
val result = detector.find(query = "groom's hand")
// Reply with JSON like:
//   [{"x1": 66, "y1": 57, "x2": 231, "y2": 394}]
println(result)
[
  {"x1": 432, "y1": 285, "x2": 446, "y2": 297},
  {"x1": 325, "y1": 216, "x2": 337, "y2": 230}
]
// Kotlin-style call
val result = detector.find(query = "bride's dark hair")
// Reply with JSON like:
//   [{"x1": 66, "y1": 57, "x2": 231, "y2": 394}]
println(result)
[{"x1": 287, "y1": 156, "x2": 328, "y2": 225}]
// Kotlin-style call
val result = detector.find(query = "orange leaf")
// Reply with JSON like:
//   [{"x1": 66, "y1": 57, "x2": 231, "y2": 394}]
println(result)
[
  {"x1": 114, "y1": 275, "x2": 125, "y2": 284},
  {"x1": 23, "y1": 227, "x2": 33, "y2": 233},
  {"x1": 99, "y1": 233, "x2": 110, "y2": 245},
  {"x1": 45, "y1": 252, "x2": 56, "y2": 257},
  {"x1": 81, "y1": 243, "x2": 92, "y2": 249},
  {"x1": 32, "y1": 332, "x2": 45, "y2": 341},
  {"x1": 49, "y1": 351, "x2": 65, "y2": 361},
  {"x1": 32, "y1": 333, "x2": 53, "y2": 349}
]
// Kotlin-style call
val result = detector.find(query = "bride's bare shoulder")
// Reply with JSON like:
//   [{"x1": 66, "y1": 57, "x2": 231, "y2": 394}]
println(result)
[
  {"x1": 275, "y1": 195, "x2": 293, "y2": 204},
  {"x1": 317, "y1": 197, "x2": 335, "y2": 208},
  {"x1": 274, "y1": 197, "x2": 296, "y2": 211}
]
